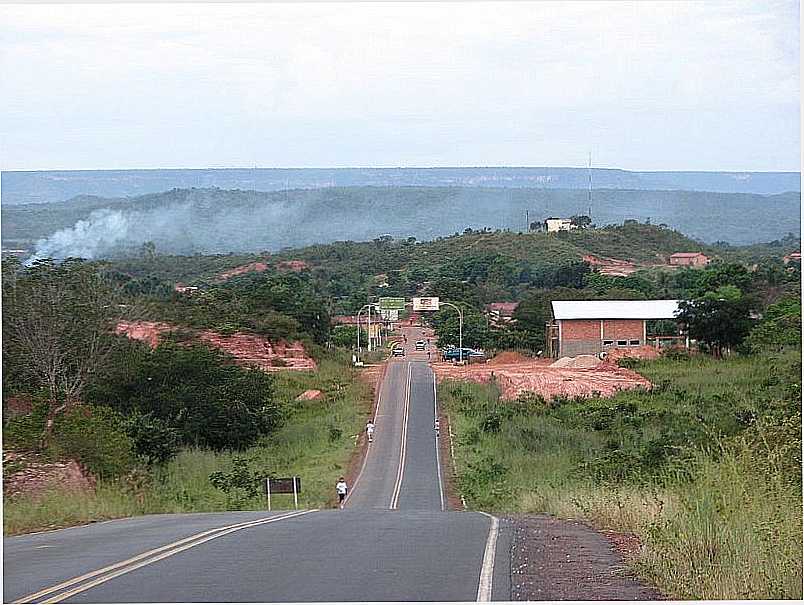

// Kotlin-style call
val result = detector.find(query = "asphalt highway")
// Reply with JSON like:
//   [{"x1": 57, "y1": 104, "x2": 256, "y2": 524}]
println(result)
[{"x1": 4, "y1": 326, "x2": 512, "y2": 603}]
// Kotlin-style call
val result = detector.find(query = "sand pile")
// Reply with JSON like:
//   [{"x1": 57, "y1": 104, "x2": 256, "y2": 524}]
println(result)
[{"x1": 551, "y1": 355, "x2": 602, "y2": 369}]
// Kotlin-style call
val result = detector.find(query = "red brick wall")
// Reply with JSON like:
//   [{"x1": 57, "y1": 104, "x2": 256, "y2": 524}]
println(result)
[
  {"x1": 561, "y1": 320, "x2": 601, "y2": 340},
  {"x1": 602, "y1": 320, "x2": 643, "y2": 340}
]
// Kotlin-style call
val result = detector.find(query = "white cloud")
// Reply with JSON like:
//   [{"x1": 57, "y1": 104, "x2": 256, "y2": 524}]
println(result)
[{"x1": 0, "y1": 1, "x2": 799, "y2": 170}]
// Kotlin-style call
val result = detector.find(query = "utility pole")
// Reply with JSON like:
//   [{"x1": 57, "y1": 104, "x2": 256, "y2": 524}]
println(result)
[{"x1": 525, "y1": 209, "x2": 529, "y2": 232}]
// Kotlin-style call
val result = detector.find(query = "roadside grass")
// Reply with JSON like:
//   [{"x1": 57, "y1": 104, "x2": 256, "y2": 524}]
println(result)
[
  {"x1": 441, "y1": 351, "x2": 802, "y2": 599},
  {"x1": 3, "y1": 352, "x2": 372, "y2": 535}
]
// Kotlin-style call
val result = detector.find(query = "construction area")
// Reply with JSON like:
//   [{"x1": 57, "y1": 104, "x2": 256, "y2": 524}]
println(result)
[
  {"x1": 431, "y1": 351, "x2": 652, "y2": 400},
  {"x1": 115, "y1": 321, "x2": 317, "y2": 371}
]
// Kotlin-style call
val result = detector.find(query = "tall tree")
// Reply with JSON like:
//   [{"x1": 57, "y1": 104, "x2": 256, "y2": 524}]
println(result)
[{"x1": 2, "y1": 257, "x2": 139, "y2": 436}]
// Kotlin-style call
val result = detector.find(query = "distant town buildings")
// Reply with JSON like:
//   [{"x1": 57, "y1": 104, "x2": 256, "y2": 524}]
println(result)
[
  {"x1": 174, "y1": 284, "x2": 199, "y2": 294},
  {"x1": 783, "y1": 252, "x2": 801, "y2": 264},
  {"x1": 668, "y1": 252, "x2": 710, "y2": 267}
]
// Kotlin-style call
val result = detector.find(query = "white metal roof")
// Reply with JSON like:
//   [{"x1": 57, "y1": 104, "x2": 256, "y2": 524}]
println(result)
[{"x1": 551, "y1": 300, "x2": 681, "y2": 320}]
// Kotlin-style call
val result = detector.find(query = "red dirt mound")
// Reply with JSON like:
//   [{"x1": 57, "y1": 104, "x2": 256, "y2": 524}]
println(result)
[
  {"x1": 296, "y1": 389, "x2": 323, "y2": 401},
  {"x1": 487, "y1": 351, "x2": 532, "y2": 366},
  {"x1": 605, "y1": 346, "x2": 661, "y2": 362}
]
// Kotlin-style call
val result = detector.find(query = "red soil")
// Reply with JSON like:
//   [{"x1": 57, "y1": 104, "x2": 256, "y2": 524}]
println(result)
[
  {"x1": 115, "y1": 321, "x2": 316, "y2": 372},
  {"x1": 432, "y1": 357, "x2": 650, "y2": 400},
  {"x1": 605, "y1": 345, "x2": 661, "y2": 361},
  {"x1": 3, "y1": 451, "x2": 95, "y2": 499},
  {"x1": 277, "y1": 260, "x2": 310, "y2": 272},
  {"x1": 296, "y1": 389, "x2": 323, "y2": 401},
  {"x1": 216, "y1": 261, "x2": 270, "y2": 281},
  {"x1": 115, "y1": 321, "x2": 175, "y2": 348}
]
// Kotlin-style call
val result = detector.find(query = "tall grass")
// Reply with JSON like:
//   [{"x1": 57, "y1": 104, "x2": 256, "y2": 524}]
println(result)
[
  {"x1": 441, "y1": 351, "x2": 802, "y2": 599},
  {"x1": 4, "y1": 354, "x2": 372, "y2": 534}
]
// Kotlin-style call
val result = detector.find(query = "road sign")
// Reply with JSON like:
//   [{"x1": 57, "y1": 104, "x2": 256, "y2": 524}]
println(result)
[
  {"x1": 378, "y1": 297, "x2": 405, "y2": 310},
  {"x1": 264, "y1": 476, "x2": 301, "y2": 510},
  {"x1": 380, "y1": 309, "x2": 399, "y2": 321},
  {"x1": 413, "y1": 297, "x2": 440, "y2": 311}
]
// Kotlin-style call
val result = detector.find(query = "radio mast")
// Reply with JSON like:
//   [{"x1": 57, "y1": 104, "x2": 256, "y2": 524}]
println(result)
[{"x1": 587, "y1": 152, "x2": 592, "y2": 219}]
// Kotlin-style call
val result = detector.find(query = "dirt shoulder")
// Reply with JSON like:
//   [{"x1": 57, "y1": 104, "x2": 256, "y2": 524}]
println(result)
[{"x1": 507, "y1": 514, "x2": 663, "y2": 600}]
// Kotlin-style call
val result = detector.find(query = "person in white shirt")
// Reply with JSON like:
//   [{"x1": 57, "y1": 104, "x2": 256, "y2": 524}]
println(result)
[
  {"x1": 434, "y1": 418, "x2": 440, "y2": 437},
  {"x1": 336, "y1": 477, "x2": 348, "y2": 509},
  {"x1": 366, "y1": 420, "x2": 375, "y2": 443}
]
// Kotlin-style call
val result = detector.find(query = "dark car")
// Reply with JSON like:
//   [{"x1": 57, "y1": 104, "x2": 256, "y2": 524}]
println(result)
[
  {"x1": 441, "y1": 347, "x2": 484, "y2": 361},
  {"x1": 415, "y1": 340, "x2": 426, "y2": 351},
  {"x1": 392, "y1": 347, "x2": 406, "y2": 357}
]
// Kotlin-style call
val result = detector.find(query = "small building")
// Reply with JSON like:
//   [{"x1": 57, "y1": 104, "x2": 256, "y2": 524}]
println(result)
[
  {"x1": 669, "y1": 252, "x2": 709, "y2": 267},
  {"x1": 174, "y1": 283, "x2": 199, "y2": 294},
  {"x1": 485, "y1": 302, "x2": 519, "y2": 326},
  {"x1": 783, "y1": 252, "x2": 801, "y2": 264},
  {"x1": 547, "y1": 300, "x2": 681, "y2": 357},
  {"x1": 545, "y1": 217, "x2": 577, "y2": 233}
]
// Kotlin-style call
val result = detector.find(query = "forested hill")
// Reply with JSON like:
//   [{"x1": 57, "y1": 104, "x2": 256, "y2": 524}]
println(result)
[
  {"x1": 5, "y1": 187, "x2": 800, "y2": 258},
  {"x1": 2, "y1": 167, "x2": 799, "y2": 205}
]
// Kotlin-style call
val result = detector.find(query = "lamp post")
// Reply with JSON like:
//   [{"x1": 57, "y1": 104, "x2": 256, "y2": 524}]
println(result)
[
  {"x1": 355, "y1": 303, "x2": 374, "y2": 364},
  {"x1": 440, "y1": 301, "x2": 464, "y2": 364}
]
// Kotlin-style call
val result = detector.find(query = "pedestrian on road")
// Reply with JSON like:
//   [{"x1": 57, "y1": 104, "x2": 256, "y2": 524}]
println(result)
[
  {"x1": 366, "y1": 419, "x2": 375, "y2": 443},
  {"x1": 336, "y1": 477, "x2": 348, "y2": 509},
  {"x1": 427, "y1": 350, "x2": 431, "y2": 360},
  {"x1": 434, "y1": 418, "x2": 440, "y2": 438}
]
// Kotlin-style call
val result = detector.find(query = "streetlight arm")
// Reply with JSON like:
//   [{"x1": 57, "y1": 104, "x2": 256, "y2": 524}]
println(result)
[{"x1": 439, "y1": 301, "x2": 464, "y2": 363}]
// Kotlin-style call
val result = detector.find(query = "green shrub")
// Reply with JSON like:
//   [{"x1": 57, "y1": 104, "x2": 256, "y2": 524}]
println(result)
[
  {"x1": 52, "y1": 405, "x2": 136, "y2": 479},
  {"x1": 4, "y1": 401, "x2": 49, "y2": 450},
  {"x1": 123, "y1": 412, "x2": 181, "y2": 465}
]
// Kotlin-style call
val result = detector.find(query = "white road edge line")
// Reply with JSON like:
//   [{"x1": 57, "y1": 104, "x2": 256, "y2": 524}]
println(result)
[
  {"x1": 14, "y1": 510, "x2": 313, "y2": 604},
  {"x1": 476, "y1": 512, "x2": 499, "y2": 602},
  {"x1": 389, "y1": 361, "x2": 412, "y2": 509},
  {"x1": 433, "y1": 371, "x2": 445, "y2": 512}
]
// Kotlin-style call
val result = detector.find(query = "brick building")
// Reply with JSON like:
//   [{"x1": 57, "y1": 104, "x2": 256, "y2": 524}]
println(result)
[
  {"x1": 485, "y1": 302, "x2": 519, "y2": 326},
  {"x1": 669, "y1": 252, "x2": 709, "y2": 266},
  {"x1": 547, "y1": 300, "x2": 681, "y2": 357}
]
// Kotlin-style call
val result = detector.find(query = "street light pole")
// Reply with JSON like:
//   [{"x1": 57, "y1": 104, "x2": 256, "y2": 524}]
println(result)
[
  {"x1": 356, "y1": 303, "x2": 374, "y2": 363},
  {"x1": 440, "y1": 301, "x2": 464, "y2": 364}
]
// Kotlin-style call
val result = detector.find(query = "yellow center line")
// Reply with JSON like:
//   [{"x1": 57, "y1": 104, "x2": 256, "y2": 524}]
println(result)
[{"x1": 14, "y1": 510, "x2": 315, "y2": 604}]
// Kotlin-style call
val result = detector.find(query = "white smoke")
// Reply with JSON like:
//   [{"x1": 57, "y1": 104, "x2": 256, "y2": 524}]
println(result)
[{"x1": 31, "y1": 208, "x2": 133, "y2": 262}]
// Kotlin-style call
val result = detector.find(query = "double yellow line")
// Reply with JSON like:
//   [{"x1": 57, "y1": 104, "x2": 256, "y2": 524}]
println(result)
[
  {"x1": 14, "y1": 510, "x2": 315, "y2": 604},
  {"x1": 389, "y1": 362, "x2": 412, "y2": 509}
]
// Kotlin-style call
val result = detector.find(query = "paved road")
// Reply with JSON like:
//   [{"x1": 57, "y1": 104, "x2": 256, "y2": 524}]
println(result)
[{"x1": 4, "y1": 326, "x2": 511, "y2": 603}]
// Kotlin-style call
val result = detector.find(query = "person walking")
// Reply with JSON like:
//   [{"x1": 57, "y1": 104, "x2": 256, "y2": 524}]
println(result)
[
  {"x1": 366, "y1": 419, "x2": 375, "y2": 443},
  {"x1": 434, "y1": 418, "x2": 440, "y2": 438},
  {"x1": 336, "y1": 477, "x2": 348, "y2": 509}
]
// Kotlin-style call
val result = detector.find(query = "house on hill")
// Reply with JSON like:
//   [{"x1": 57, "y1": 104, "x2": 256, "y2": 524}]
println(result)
[
  {"x1": 547, "y1": 299, "x2": 683, "y2": 357},
  {"x1": 669, "y1": 252, "x2": 709, "y2": 267},
  {"x1": 544, "y1": 217, "x2": 577, "y2": 233},
  {"x1": 783, "y1": 252, "x2": 801, "y2": 264}
]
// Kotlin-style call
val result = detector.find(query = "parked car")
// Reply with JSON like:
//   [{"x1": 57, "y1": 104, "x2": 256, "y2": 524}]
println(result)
[
  {"x1": 415, "y1": 340, "x2": 426, "y2": 351},
  {"x1": 441, "y1": 347, "x2": 484, "y2": 361},
  {"x1": 392, "y1": 347, "x2": 406, "y2": 357}
]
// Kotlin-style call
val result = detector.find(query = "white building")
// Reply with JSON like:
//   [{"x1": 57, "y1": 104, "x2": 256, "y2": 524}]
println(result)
[{"x1": 545, "y1": 217, "x2": 577, "y2": 232}]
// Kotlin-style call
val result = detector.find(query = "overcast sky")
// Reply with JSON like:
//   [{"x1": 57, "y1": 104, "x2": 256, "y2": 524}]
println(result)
[{"x1": 0, "y1": 1, "x2": 799, "y2": 171}]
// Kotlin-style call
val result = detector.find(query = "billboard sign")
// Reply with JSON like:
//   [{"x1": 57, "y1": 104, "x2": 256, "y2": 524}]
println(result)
[
  {"x1": 378, "y1": 297, "x2": 406, "y2": 310},
  {"x1": 413, "y1": 297, "x2": 440, "y2": 311}
]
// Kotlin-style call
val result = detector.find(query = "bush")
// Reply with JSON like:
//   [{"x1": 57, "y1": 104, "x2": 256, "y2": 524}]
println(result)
[
  {"x1": 52, "y1": 405, "x2": 136, "y2": 479},
  {"x1": 123, "y1": 412, "x2": 181, "y2": 465}
]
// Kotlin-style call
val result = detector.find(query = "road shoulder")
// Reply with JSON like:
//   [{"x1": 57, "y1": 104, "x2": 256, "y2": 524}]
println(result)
[{"x1": 508, "y1": 513, "x2": 664, "y2": 600}]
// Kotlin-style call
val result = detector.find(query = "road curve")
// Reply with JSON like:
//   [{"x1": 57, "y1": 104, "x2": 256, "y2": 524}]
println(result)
[{"x1": 4, "y1": 326, "x2": 511, "y2": 602}]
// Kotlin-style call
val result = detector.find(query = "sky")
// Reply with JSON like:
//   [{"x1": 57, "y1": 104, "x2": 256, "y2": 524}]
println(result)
[{"x1": 0, "y1": 1, "x2": 800, "y2": 172}]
